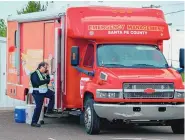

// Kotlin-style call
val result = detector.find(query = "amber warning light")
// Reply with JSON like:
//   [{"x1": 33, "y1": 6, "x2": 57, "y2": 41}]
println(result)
[{"x1": 72, "y1": 53, "x2": 76, "y2": 60}]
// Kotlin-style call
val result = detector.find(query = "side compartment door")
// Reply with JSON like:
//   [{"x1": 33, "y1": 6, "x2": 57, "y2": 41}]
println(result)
[
  {"x1": 44, "y1": 21, "x2": 62, "y2": 109},
  {"x1": 21, "y1": 21, "x2": 45, "y2": 87},
  {"x1": 8, "y1": 21, "x2": 45, "y2": 100}
]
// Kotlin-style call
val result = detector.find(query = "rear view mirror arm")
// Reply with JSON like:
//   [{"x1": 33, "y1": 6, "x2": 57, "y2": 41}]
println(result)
[{"x1": 73, "y1": 66, "x2": 94, "y2": 77}]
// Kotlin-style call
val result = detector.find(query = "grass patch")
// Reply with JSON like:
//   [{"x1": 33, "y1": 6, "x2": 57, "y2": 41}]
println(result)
[{"x1": 181, "y1": 72, "x2": 184, "y2": 82}]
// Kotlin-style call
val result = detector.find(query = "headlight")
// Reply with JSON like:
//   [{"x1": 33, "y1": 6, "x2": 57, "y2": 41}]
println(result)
[
  {"x1": 174, "y1": 89, "x2": 184, "y2": 98},
  {"x1": 96, "y1": 90, "x2": 122, "y2": 98}
]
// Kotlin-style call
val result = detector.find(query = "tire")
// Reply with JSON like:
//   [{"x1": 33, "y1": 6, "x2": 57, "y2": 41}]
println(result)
[
  {"x1": 84, "y1": 99, "x2": 100, "y2": 135},
  {"x1": 80, "y1": 112, "x2": 84, "y2": 125},
  {"x1": 171, "y1": 119, "x2": 184, "y2": 134}
]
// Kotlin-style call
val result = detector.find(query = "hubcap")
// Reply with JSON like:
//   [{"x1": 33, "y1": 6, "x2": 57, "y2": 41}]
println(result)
[{"x1": 84, "y1": 107, "x2": 92, "y2": 130}]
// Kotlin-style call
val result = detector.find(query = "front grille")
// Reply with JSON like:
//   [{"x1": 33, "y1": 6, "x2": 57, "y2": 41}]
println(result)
[
  {"x1": 124, "y1": 83, "x2": 174, "y2": 90},
  {"x1": 123, "y1": 83, "x2": 174, "y2": 99},
  {"x1": 124, "y1": 92, "x2": 173, "y2": 99}
]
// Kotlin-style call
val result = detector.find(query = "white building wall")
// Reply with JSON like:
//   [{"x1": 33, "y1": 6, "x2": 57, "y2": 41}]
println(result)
[
  {"x1": 163, "y1": 28, "x2": 185, "y2": 68},
  {"x1": 0, "y1": 37, "x2": 25, "y2": 108}
]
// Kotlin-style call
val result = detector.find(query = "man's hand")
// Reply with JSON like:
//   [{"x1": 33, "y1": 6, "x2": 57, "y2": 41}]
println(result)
[{"x1": 45, "y1": 70, "x2": 49, "y2": 75}]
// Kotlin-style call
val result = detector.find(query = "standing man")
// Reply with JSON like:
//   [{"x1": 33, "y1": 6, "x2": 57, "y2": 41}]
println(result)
[{"x1": 29, "y1": 62, "x2": 55, "y2": 127}]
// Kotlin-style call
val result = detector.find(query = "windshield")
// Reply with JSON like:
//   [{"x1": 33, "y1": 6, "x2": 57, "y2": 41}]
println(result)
[{"x1": 97, "y1": 44, "x2": 169, "y2": 68}]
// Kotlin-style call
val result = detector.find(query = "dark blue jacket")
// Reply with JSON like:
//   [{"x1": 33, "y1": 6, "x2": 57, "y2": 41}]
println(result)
[{"x1": 30, "y1": 70, "x2": 50, "y2": 88}]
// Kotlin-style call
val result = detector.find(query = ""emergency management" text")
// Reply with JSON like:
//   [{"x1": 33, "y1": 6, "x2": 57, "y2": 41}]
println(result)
[{"x1": 88, "y1": 24, "x2": 164, "y2": 32}]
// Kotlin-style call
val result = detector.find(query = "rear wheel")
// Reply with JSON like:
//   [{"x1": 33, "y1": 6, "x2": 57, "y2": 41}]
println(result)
[
  {"x1": 84, "y1": 99, "x2": 100, "y2": 135},
  {"x1": 171, "y1": 119, "x2": 184, "y2": 134}
]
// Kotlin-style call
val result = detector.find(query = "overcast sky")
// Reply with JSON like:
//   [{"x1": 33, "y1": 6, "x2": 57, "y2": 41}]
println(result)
[{"x1": 0, "y1": 1, "x2": 184, "y2": 30}]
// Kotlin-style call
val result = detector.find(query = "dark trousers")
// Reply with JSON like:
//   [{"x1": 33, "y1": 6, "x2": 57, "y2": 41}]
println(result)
[{"x1": 31, "y1": 89, "x2": 55, "y2": 124}]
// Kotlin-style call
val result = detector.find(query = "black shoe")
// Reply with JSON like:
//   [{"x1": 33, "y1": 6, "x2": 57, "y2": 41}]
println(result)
[
  {"x1": 31, "y1": 123, "x2": 41, "y2": 127},
  {"x1": 40, "y1": 120, "x2": 45, "y2": 125}
]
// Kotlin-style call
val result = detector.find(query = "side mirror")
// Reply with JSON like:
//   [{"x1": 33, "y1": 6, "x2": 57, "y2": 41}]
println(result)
[
  {"x1": 71, "y1": 46, "x2": 79, "y2": 66},
  {"x1": 179, "y1": 48, "x2": 184, "y2": 68}
]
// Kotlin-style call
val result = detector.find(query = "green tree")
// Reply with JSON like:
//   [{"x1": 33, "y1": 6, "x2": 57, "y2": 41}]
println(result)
[
  {"x1": 181, "y1": 72, "x2": 184, "y2": 82},
  {"x1": 0, "y1": 19, "x2": 7, "y2": 37},
  {"x1": 17, "y1": 1, "x2": 49, "y2": 15}
]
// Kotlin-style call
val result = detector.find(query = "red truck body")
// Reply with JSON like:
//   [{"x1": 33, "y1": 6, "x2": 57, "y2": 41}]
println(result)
[{"x1": 6, "y1": 6, "x2": 184, "y2": 134}]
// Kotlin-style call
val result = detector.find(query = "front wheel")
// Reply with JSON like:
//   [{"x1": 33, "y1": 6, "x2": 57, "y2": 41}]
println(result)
[
  {"x1": 171, "y1": 119, "x2": 184, "y2": 134},
  {"x1": 84, "y1": 99, "x2": 100, "y2": 135}
]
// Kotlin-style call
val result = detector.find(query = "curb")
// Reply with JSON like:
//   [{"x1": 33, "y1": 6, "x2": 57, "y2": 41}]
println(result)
[{"x1": 0, "y1": 107, "x2": 14, "y2": 111}]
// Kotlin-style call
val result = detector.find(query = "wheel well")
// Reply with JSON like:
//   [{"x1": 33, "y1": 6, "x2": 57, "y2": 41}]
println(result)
[{"x1": 83, "y1": 92, "x2": 94, "y2": 105}]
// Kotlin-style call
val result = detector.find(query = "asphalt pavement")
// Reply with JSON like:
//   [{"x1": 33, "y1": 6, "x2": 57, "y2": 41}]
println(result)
[{"x1": 0, "y1": 111, "x2": 184, "y2": 140}]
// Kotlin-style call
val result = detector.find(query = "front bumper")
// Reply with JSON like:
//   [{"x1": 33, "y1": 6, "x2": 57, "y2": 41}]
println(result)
[{"x1": 94, "y1": 103, "x2": 184, "y2": 121}]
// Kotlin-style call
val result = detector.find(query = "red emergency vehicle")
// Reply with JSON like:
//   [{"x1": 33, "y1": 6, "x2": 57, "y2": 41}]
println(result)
[{"x1": 6, "y1": 6, "x2": 184, "y2": 134}]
